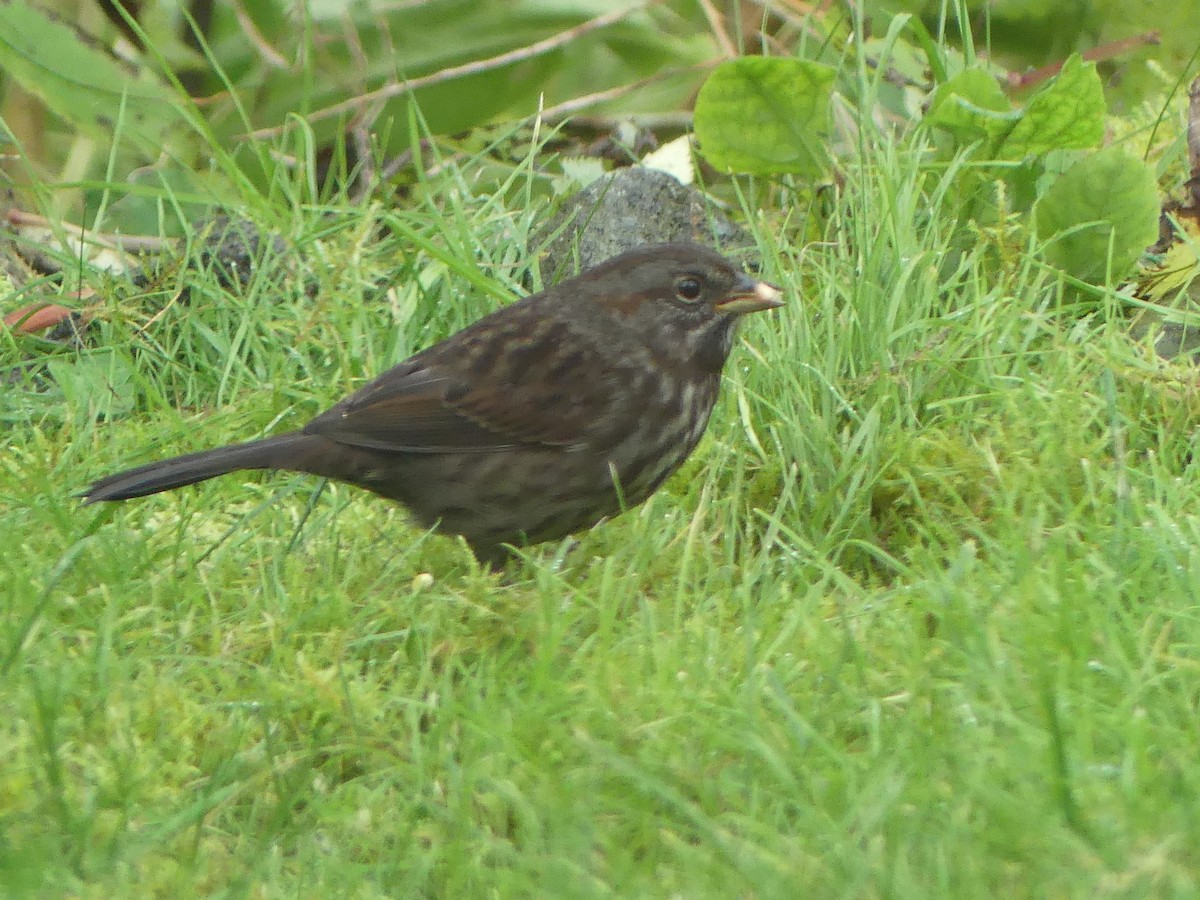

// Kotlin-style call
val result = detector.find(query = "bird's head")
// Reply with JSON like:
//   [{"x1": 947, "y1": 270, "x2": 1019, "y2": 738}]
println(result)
[{"x1": 584, "y1": 243, "x2": 783, "y2": 373}]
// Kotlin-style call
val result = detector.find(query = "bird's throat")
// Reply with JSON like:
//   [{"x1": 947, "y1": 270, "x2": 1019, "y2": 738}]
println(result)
[{"x1": 692, "y1": 316, "x2": 738, "y2": 374}]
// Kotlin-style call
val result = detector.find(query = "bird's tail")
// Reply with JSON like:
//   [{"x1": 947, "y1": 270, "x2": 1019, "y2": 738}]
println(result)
[{"x1": 83, "y1": 433, "x2": 310, "y2": 503}]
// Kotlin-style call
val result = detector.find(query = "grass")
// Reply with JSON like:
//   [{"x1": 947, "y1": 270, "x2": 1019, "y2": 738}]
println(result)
[{"x1": 4, "y1": 112, "x2": 1200, "y2": 898}]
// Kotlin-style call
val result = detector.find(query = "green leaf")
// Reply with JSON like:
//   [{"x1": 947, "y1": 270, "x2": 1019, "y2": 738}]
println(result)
[
  {"x1": 47, "y1": 350, "x2": 138, "y2": 423},
  {"x1": 924, "y1": 67, "x2": 1016, "y2": 144},
  {"x1": 1034, "y1": 146, "x2": 1160, "y2": 283},
  {"x1": 693, "y1": 57, "x2": 835, "y2": 176},
  {"x1": 0, "y1": 0, "x2": 185, "y2": 154},
  {"x1": 996, "y1": 55, "x2": 1105, "y2": 160}
]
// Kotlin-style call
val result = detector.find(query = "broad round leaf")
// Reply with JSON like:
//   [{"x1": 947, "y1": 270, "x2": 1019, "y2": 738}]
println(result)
[
  {"x1": 1034, "y1": 146, "x2": 1159, "y2": 283},
  {"x1": 998, "y1": 55, "x2": 1105, "y2": 160},
  {"x1": 694, "y1": 57, "x2": 835, "y2": 176}
]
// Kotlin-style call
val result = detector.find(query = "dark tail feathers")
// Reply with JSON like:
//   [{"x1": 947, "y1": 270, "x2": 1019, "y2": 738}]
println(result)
[{"x1": 83, "y1": 433, "x2": 309, "y2": 503}]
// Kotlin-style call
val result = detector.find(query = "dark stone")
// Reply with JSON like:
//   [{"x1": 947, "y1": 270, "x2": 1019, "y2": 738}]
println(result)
[
  {"x1": 1129, "y1": 309, "x2": 1200, "y2": 362},
  {"x1": 533, "y1": 169, "x2": 757, "y2": 283},
  {"x1": 194, "y1": 213, "x2": 288, "y2": 290},
  {"x1": 42, "y1": 310, "x2": 91, "y2": 348}
]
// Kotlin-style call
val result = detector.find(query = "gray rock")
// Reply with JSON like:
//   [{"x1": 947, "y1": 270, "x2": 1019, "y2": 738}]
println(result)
[
  {"x1": 194, "y1": 213, "x2": 288, "y2": 290},
  {"x1": 534, "y1": 168, "x2": 757, "y2": 282},
  {"x1": 1129, "y1": 309, "x2": 1200, "y2": 361}
]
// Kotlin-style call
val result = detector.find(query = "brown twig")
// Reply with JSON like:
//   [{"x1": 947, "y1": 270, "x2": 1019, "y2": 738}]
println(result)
[
  {"x1": 232, "y1": 0, "x2": 288, "y2": 69},
  {"x1": 745, "y1": 0, "x2": 836, "y2": 39},
  {"x1": 537, "y1": 61, "x2": 719, "y2": 124},
  {"x1": 1188, "y1": 77, "x2": 1200, "y2": 180},
  {"x1": 1006, "y1": 31, "x2": 1160, "y2": 91},
  {"x1": 240, "y1": 2, "x2": 661, "y2": 140},
  {"x1": 348, "y1": 137, "x2": 440, "y2": 203},
  {"x1": 1184, "y1": 76, "x2": 1200, "y2": 211},
  {"x1": 696, "y1": 0, "x2": 737, "y2": 58},
  {"x1": 6, "y1": 209, "x2": 173, "y2": 253},
  {"x1": 555, "y1": 112, "x2": 695, "y2": 133}
]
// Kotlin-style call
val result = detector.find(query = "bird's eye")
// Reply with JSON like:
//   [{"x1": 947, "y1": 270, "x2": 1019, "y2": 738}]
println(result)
[{"x1": 674, "y1": 277, "x2": 703, "y2": 302}]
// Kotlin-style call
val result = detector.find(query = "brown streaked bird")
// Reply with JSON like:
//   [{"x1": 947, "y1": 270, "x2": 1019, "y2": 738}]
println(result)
[{"x1": 84, "y1": 243, "x2": 783, "y2": 565}]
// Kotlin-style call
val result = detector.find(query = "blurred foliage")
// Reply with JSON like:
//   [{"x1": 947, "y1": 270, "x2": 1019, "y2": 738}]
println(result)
[
  {"x1": 0, "y1": 0, "x2": 1192, "y2": 280},
  {"x1": 692, "y1": 26, "x2": 1162, "y2": 287},
  {"x1": 0, "y1": 0, "x2": 719, "y2": 220},
  {"x1": 865, "y1": 0, "x2": 1199, "y2": 107},
  {"x1": 183, "y1": 0, "x2": 714, "y2": 143}
]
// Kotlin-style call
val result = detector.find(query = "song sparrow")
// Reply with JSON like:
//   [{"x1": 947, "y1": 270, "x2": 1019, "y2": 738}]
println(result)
[{"x1": 84, "y1": 243, "x2": 783, "y2": 565}]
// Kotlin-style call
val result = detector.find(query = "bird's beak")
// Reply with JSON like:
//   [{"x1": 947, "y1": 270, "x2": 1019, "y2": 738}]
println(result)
[{"x1": 715, "y1": 274, "x2": 785, "y2": 315}]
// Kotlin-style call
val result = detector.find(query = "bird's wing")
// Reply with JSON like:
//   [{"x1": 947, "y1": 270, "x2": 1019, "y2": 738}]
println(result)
[{"x1": 304, "y1": 307, "x2": 611, "y2": 453}]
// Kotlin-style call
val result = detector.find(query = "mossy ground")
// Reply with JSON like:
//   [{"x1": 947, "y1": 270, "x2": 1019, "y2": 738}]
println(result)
[{"x1": 3, "y1": 120, "x2": 1200, "y2": 897}]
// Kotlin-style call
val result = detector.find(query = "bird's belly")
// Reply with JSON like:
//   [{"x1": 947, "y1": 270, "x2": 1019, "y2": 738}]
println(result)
[
  {"x1": 348, "y1": 382, "x2": 718, "y2": 549},
  {"x1": 367, "y1": 439, "x2": 700, "y2": 549},
  {"x1": 382, "y1": 448, "x2": 630, "y2": 544}
]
